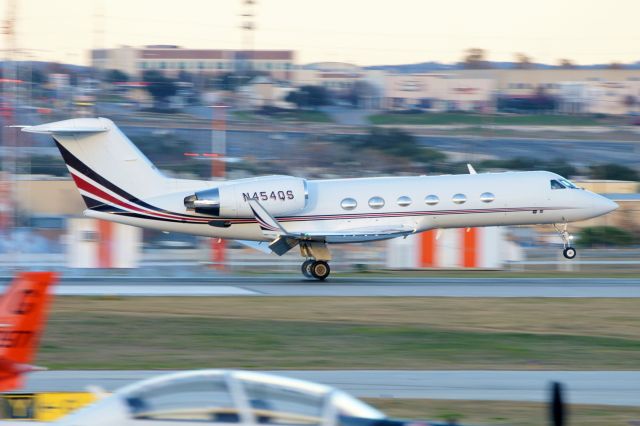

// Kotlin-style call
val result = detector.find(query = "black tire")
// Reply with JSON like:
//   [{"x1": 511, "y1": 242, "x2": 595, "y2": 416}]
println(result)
[
  {"x1": 563, "y1": 247, "x2": 577, "y2": 259},
  {"x1": 301, "y1": 259, "x2": 314, "y2": 278},
  {"x1": 310, "y1": 260, "x2": 331, "y2": 281}
]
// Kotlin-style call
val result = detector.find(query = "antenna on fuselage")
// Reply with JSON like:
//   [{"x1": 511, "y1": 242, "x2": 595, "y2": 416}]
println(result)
[{"x1": 467, "y1": 164, "x2": 477, "y2": 175}]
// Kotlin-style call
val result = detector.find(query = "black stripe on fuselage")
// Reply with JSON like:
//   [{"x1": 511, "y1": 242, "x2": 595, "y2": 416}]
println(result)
[{"x1": 53, "y1": 139, "x2": 203, "y2": 219}]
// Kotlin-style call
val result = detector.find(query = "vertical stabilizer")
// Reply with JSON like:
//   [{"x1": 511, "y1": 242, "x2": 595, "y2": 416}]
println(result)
[{"x1": 22, "y1": 118, "x2": 168, "y2": 209}]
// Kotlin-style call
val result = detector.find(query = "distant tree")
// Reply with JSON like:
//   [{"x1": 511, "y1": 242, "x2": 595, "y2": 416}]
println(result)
[
  {"x1": 589, "y1": 163, "x2": 639, "y2": 181},
  {"x1": 577, "y1": 226, "x2": 635, "y2": 247},
  {"x1": 28, "y1": 155, "x2": 67, "y2": 176},
  {"x1": 285, "y1": 85, "x2": 330, "y2": 109},
  {"x1": 558, "y1": 58, "x2": 576, "y2": 69},
  {"x1": 177, "y1": 70, "x2": 194, "y2": 83},
  {"x1": 142, "y1": 70, "x2": 177, "y2": 108},
  {"x1": 346, "y1": 80, "x2": 377, "y2": 108},
  {"x1": 16, "y1": 67, "x2": 47, "y2": 85},
  {"x1": 462, "y1": 48, "x2": 491, "y2": 69},
  {"x1": 497, "y1": 94, "x2": 557, "y2": 112},
  {"x1": 514, "y1": 53, "x2": 534, "y2": 69},
  {"x1": 104, "y1": 69, "x2": 129, "y2": 83},
  {"x1": 608, "y1": 62, "x2": 624, "y2": 70},
  {"x1": 478, "y1": 157, "x2": 577, "y2": 177},
  {"x1": 215, "y1": 72, "x2": 262, "y2": 91},
  {"x1": 30, "y1": 68, "x2": 46, "y2": 85},
  {"x1": 623, "y1": 95, "x2": 636, "y2": 108},
  {"x1": 358, "y1": 128, "x2": 446, "y2": 164},
  {"x1": 543, "y1": 159, "x2": 578, "y2": 178}
]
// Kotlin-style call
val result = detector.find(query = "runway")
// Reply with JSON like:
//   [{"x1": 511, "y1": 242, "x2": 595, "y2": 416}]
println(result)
[
  {"x1": 22, "y1": 370, "x2": 640, "y2": 407},
  {"x1": 3, "y1": 276, "x2": 639, "y2": 297}
]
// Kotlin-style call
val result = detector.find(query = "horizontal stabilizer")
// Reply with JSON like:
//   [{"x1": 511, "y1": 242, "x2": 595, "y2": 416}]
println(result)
[{"x1": 20, "y1": 118, "x2": 108, "y2": 135}]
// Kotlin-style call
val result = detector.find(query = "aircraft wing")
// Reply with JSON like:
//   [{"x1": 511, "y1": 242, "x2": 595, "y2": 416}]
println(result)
[{"x1": 247, "y1": 199, "x2": 415, "y2": 254}]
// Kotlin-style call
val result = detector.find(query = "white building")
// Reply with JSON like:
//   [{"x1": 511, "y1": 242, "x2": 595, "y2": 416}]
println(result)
[
  {"x1": 91, "y1": 45, "x2": 296, "y2": 82},
  {"x1": 293, "y1": 62, "x2": 385, "y2": 108},
  {"x1": 558, "y1": 81, "x2": 640, "y2": 115},
  {"x1": 237, "y1": 77, "x2": 295, "y2": 109},
  {"x1": 383, "y1": 74, "x2": 496, "y2": 111}
]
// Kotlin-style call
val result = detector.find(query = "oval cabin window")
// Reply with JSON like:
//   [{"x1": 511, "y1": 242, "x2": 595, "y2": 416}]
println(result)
[
  {"x1": 397, "y1": 196, "x2": 412, "y2": 207},
  {"x1": 368, "y1": 196, "x2": 385, "y2": 209},
  {"x1": 341, "y1": 198, "x2": 357, "y2": 210},
  {"x1": 480, "y1": 192, "x2": 495, "y2": 203},
  {"x1": 452, "y1": 193, "x2": 467, "y2": 204},
  {"x1": 425, "y1": 194, "x2": 439, "y2": 206}
]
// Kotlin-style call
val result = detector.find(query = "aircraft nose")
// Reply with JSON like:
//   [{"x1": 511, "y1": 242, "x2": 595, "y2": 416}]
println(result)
[{"x1": 593, "y1": 196, "x2": 619, "y2": 215}]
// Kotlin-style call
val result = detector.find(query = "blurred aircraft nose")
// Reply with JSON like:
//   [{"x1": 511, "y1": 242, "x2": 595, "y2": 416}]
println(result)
[{"x1": 593, "y1": 196, "x2": 619, "y2": 216}]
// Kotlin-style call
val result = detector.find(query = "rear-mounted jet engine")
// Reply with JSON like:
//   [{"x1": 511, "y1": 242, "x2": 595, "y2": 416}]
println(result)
[{"x1": 184, "y1": 175, "x2": 308, "y2": 218}]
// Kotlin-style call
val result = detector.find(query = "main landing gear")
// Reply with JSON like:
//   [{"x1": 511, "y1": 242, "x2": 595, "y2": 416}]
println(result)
[
  {"x1": 301, "y1": 259, "x2": 331, "y2": 280},
  {"x1": 555, "y1": 223, "x2": 577, "y2": 259},
  {"x1": 300, "y1": 242, "x2": 331, "y2": 281}
]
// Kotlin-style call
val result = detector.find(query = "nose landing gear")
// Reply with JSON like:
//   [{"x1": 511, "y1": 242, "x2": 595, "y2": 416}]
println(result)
[
  {"x1": 563, "y1": 247, "x2": 577, "y2": 259},
  {"x1": 555, "y1": 224, "x2": 577, "y2": 259}
]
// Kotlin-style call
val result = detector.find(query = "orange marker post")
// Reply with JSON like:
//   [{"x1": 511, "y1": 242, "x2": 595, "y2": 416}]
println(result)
[{"x1": 210, "y1": 105, "x2": 227, "y2": 270}]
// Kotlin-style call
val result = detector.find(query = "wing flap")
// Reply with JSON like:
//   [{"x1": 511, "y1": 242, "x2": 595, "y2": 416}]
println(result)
[
  {"x1": 247, "y1": 198, "x2": 416, "y2": 245},
  {"x1": 298, "y1": 226, "x2": 415, "y2": 243}
]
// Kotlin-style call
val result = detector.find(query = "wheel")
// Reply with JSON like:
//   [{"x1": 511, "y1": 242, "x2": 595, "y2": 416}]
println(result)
[
  {"x1": 301, "y1": 259, "x2": 314, "y2": 278},
  {"x1": 563, "y1": 247, "x2": 576, "y2": 259},
  {"x1": 310, "y1": 260, "x2": 330, "y2": 281}
]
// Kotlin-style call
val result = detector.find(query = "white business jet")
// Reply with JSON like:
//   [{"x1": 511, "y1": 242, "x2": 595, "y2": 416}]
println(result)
[{"x1": 21, "y1": 118, "x2": 618, "y2": 280}]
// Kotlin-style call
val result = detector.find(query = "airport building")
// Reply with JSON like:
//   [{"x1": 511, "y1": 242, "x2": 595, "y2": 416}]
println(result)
[
  {"x1": 294, "y1": 62, "x2": 385, "y2": 108},
  {"x1": 91, "y1": 45, "x2": 296, "y2": 82},
  {"x1": 448, "y1": 69, "x2": 640, "y2": 97},
  {"x1": 557, "y1": 80, "x2": 640, "y2": 115},
  {"x1": 382, "y1": 74, "x2": 496, "y2": 111}
]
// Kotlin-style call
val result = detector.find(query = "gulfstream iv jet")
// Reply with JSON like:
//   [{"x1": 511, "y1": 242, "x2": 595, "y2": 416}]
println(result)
[{"x1": 22, "y1": 118, "x2": 618, "y2": 280}]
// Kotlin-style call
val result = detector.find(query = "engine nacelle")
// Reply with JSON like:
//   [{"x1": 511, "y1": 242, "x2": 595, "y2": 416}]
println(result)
[{"x1": 184, "y1": 175, "x2": 308, "y2": 218}]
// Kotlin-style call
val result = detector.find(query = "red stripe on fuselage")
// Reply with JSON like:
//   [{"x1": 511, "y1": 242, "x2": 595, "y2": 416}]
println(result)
[{"x1": 71, "y1": 172, "x2": 208, "y2": 222}]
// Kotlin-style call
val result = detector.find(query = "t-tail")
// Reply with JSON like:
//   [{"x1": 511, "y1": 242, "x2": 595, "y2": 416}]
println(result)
[
  {"x1": 21, "y1": 118, "x2": 169, "y2": 211},
  {"x1": 0, "y1": 272, "x2": 57, "y2": 391}
]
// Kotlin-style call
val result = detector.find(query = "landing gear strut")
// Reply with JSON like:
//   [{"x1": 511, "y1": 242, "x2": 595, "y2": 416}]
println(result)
[
  {"x1": 300, "y1": 242, "x2": 332, "y2": 281},
  {"x1": 555, "y1": 224, "x2": 577, "y2": 259}
]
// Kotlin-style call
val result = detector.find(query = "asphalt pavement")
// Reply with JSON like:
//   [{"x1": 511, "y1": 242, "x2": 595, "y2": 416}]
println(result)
[{"x1": 3, "y1": 276, "x2": 638, "y2": 297}]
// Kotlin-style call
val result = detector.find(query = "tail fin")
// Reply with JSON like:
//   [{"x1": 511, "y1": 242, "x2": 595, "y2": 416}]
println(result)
[
  {"x1": 0, "y1": 272, "x2": 57, "y2": 391},
  {"x1": 21, "y1": 118, "x2": 168, "y2": 209}
]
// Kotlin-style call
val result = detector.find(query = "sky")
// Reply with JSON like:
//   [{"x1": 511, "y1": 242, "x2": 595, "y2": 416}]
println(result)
[{"x1": 3, "y1": 0, "x2": 640, "y2": 67}]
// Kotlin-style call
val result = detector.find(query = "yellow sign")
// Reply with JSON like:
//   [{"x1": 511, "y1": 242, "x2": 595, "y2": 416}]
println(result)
[
  {"x1": 35, "y1": 392, "x2": 97, "y2": 421},
  {"x1": 0, "y1": 392, "x2": 97, "y2": 421}
]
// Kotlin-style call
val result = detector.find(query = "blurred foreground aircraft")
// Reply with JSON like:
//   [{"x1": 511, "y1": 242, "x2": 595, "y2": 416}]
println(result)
[
  {"x1": 20, "y1": 369, "x2": 454, "y2": 426},
  {"x1": 0, "y1": 370, "x2": 567, "y2": 426},
  {"x1": 22, "y1": 118, "x2": 618, "y2": 280},
  {"x1": 0, "y1": 272, "x2": 57, "y2": 391}
]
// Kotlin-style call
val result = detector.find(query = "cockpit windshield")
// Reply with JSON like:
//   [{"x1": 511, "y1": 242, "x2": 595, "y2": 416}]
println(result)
[
  {"x1": 121, "y1": 371, "x2": 385, "y2": 425},
  {"x1": 550, "y1": 178, "x2": 579, "y2": 190},
  {"x1": 559, "y1": 178, "x2": 578, "y2": 189}
]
